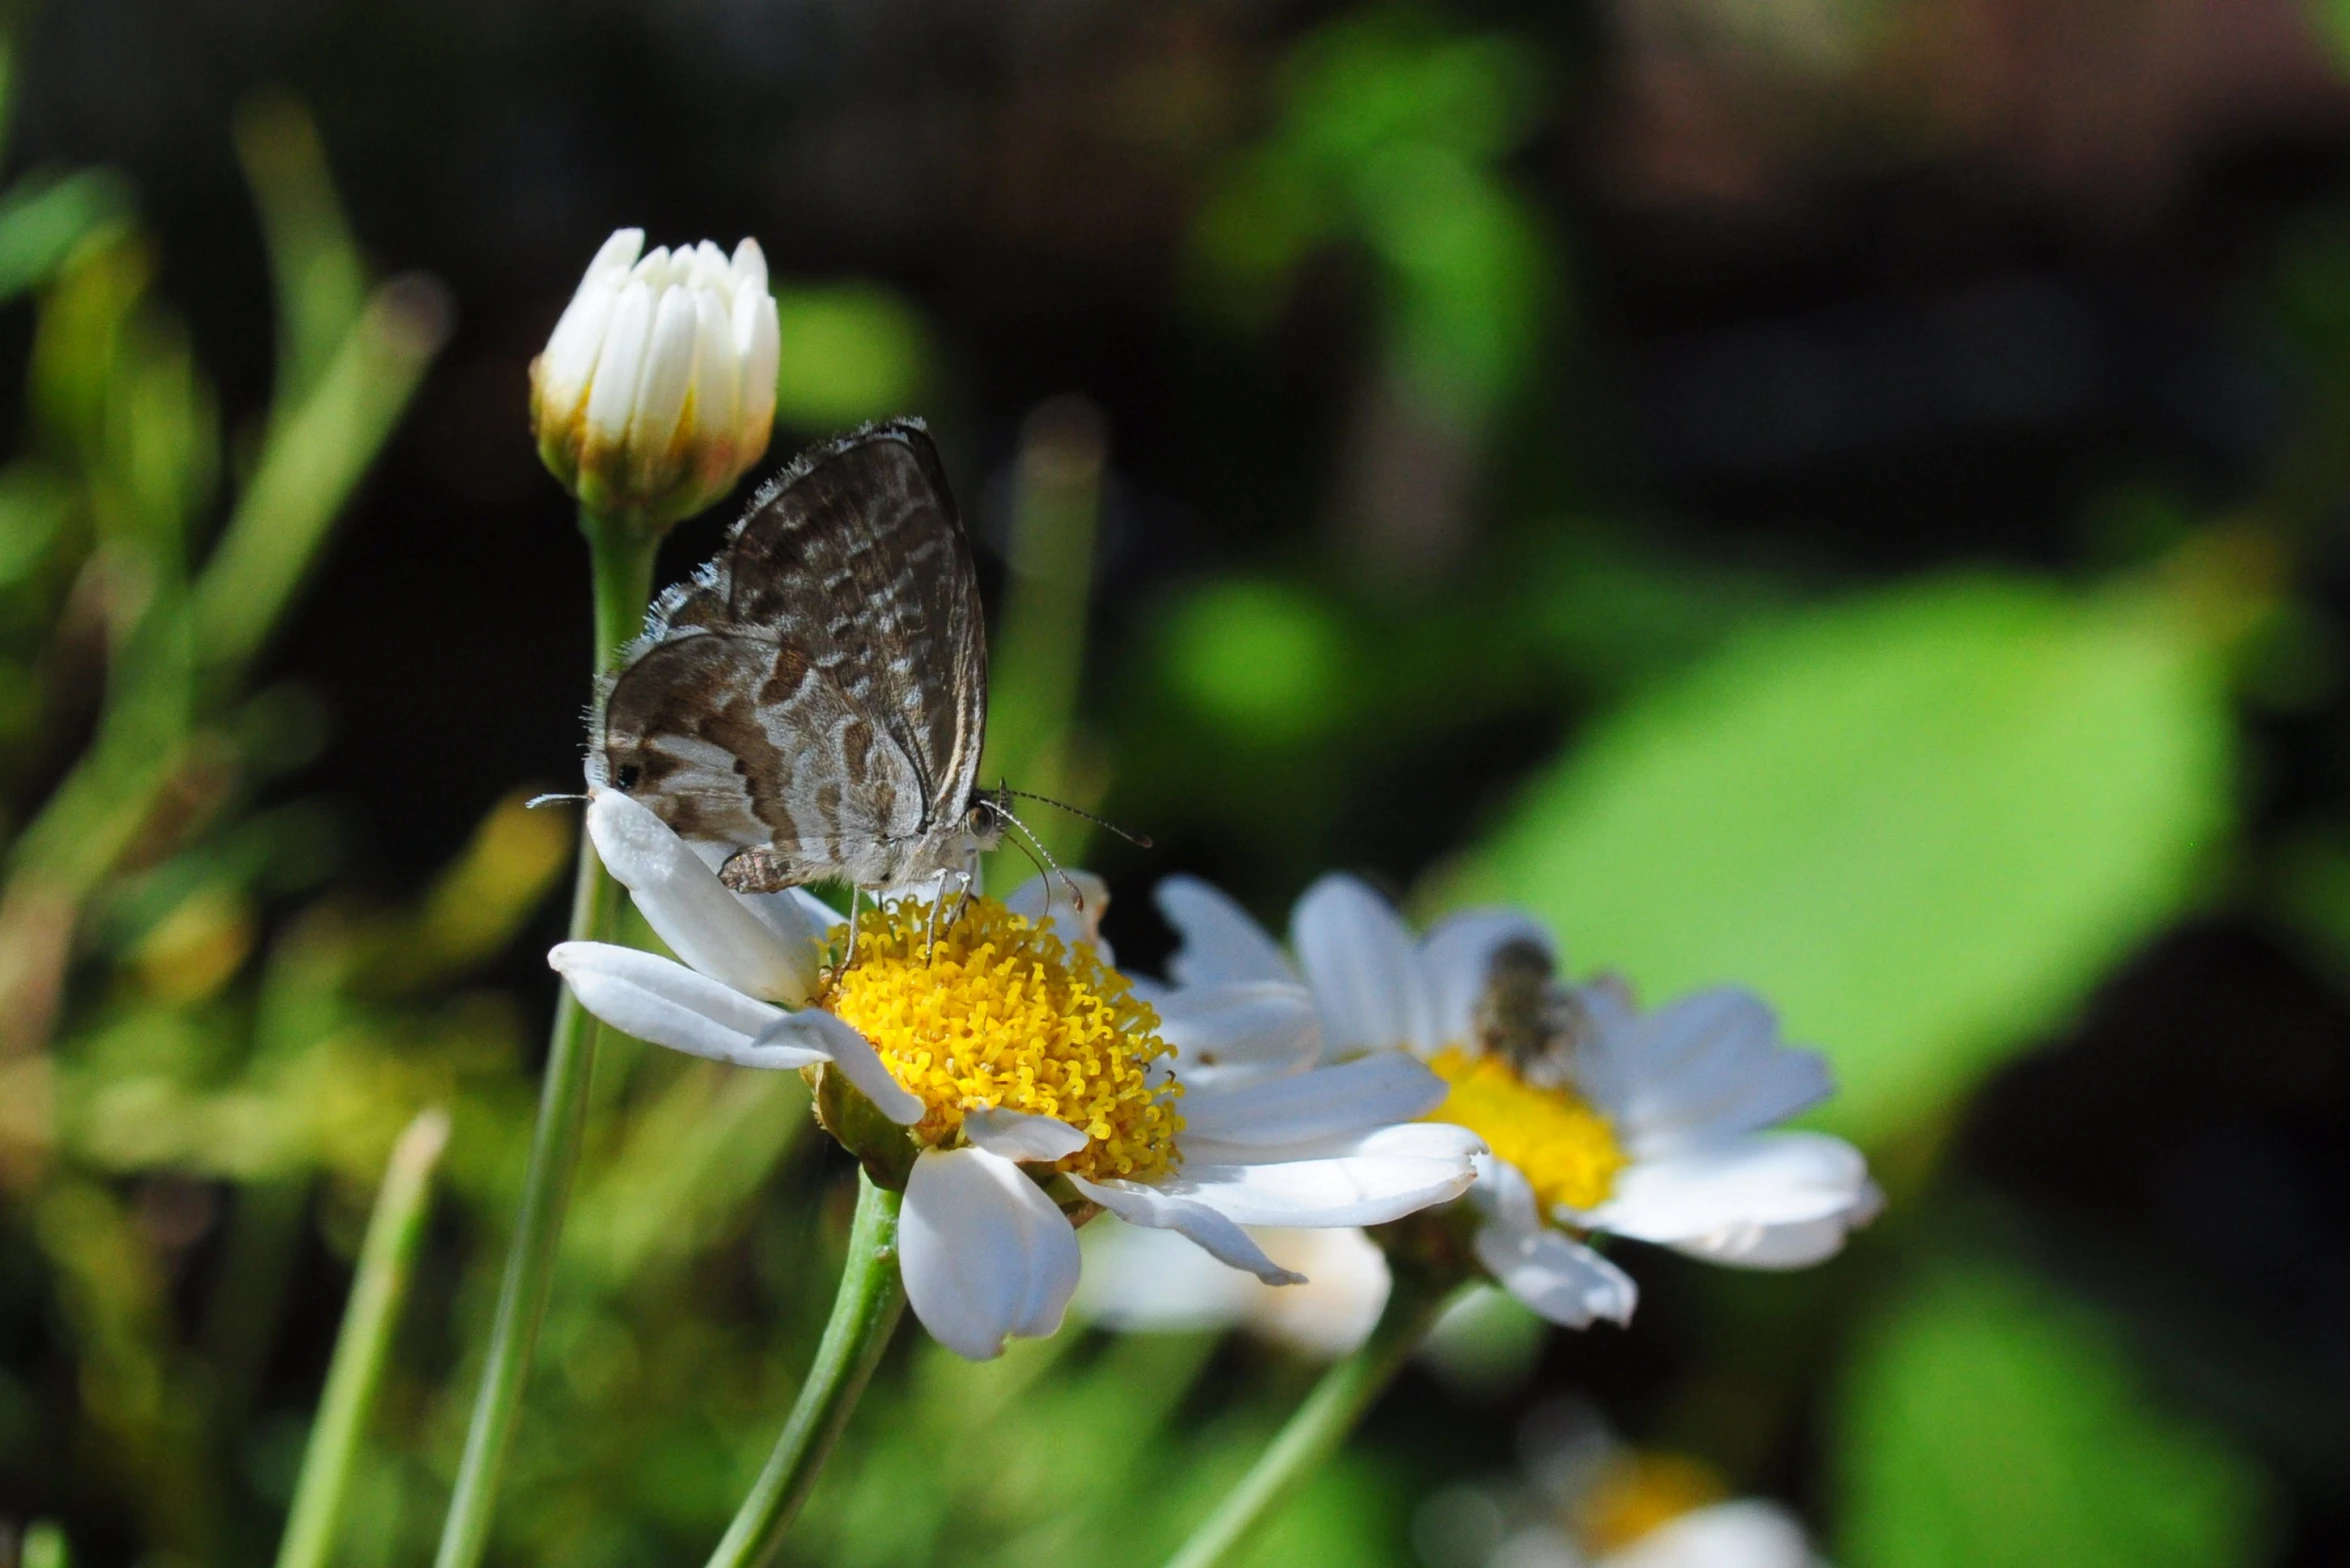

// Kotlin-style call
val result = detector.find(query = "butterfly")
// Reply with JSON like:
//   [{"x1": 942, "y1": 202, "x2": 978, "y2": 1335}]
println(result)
[{"x1": 589, "y1": 418, "x2": 1011, "y2": 900}]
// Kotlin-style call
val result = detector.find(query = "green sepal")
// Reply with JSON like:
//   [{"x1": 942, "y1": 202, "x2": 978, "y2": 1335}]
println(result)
[{"x1": 806, "y1": 1062, "x2": 918, "y2": 1191}]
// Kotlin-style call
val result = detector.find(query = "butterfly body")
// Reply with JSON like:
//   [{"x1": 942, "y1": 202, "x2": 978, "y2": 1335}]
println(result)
[{"x1": 591, "y1": 418, "x2": 1002, "y2": 896}]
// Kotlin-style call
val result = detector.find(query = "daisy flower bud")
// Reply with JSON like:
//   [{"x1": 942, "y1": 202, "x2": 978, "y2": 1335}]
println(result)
[{"x1": 530, "y1": 228, "x2": 782, "y2": 527}]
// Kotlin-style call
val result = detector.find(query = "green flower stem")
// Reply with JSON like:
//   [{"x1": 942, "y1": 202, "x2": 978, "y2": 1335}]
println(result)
[
  {"x1": 1161, "y1": 1260, "x2": 1464, "y2": 1568},
  {"x1": 705, "y1": 1172, "x2": 906, "y2": 1568},
  {"x1": 275, "y1": 1108, "x2": 452, "y2": 1568},
  {"x1": 979, "y1": 397, "x2": 1106, "y2": 877},
  {"x1": 432, "y1": 507, "x2": 658, "y2": 1568}
]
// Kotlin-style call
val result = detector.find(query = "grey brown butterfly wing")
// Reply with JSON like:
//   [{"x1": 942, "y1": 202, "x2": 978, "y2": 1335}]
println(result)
[
  {"x1": 595, "y1": 419, "x2": 987, "y2": 887},
  {"x1": 597, "y1": 629, "x2": 932, "y2": 868}
]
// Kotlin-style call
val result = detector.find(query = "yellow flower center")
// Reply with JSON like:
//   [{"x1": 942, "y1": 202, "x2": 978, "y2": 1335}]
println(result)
[
  {"x1": 825, "y1": 895, "x2": 1182, "y2": 1182},
  {"x1": 1425, "y1": 1046, "x2": 1627, "y2": 1213},
  {"x1": 1579, "y1": 1452, "x2": 1727, "y2": 1554}
]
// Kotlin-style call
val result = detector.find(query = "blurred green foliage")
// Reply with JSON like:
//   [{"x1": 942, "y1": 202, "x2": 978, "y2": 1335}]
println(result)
[
  {"x1": 1161, "y1": 579, "x2": 1354, "y2": 746},
  {"x1": 1191, "y1": 9, "x2": 1551, "y2": 424},
  {"x1": 1450, "y1": 573, "x2": 2237, "y2": 1146},
  {"x1": 1835, "y1": 1260, "x2": 2276, "y2": 1567},
  {"x1": 771, "y1": 283, "x2": 933, "y2": 432}
]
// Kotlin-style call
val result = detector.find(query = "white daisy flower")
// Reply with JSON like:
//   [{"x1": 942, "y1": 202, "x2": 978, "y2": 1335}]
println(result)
[
  {"x1": 1152, "y1": 874, "x2": 1881, "y2": 1330},
  {"x1": 548, "y1": 791, "x2": 1485, "y2": 1361},
  {"x1": 1074, "y1": 1219, "x2": 1393, "y2": 1359},
  {"x1": 1423, "y1": 1401, "x2": 1828, "y2": 1568}
]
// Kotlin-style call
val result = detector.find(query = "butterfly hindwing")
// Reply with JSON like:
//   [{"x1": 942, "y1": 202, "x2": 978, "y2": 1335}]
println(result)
[
  {"x1": 594, "y1": 419, "x2": 989, "y2": 890},
  {"x1": 718, "y1": 421, "x2": 986, "y2": 829}
]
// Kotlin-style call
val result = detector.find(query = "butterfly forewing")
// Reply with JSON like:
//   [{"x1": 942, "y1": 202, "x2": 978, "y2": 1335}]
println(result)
[{"x1": 594, "y1": 419, "x2": 990, "y2": 890}]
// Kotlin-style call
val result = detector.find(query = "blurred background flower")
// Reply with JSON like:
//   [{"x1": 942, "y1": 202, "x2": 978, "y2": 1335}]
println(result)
[{"x1": 3, "y1": 0, "x2": 2348, "y2": 1563}]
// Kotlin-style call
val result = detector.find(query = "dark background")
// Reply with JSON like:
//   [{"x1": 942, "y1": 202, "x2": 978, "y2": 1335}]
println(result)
[{"x1": 7, "y1": 0, "x2": 2350, "y2": 1564}]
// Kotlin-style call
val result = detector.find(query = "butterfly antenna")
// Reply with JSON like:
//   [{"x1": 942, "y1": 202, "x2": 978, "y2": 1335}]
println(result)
[
  {"x1": 1000, "y1": 828, "x2": 1054, "y2": 891},
  {"x1": 993, "y1": 804, "x2": 1084, "y2": 912},
  {"x1": 1001, "y1": 788, "x2": 1154, "y2": 849},
  {"x1": 525, "y1": 792, "x2": 590, "y2": 809}
]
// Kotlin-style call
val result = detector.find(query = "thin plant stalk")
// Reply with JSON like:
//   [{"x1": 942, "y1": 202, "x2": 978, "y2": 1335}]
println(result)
[
  {"x1": 1159, "y1": 1262, "x2": 1464, "y2": 1568},
  {"x1": 274, "y1": 1108, "x2": 452, "y2": 1568},
  {"x1": 432, "y1": 508, "x2": 657, "y2": 1568},
  {"x1": 704, "y1": 1172, "x2": 906, "y2": 1568},
  {"x1": 980, "y1": 395, "x2": 1107, "y2": 877},
  {"x1": 0, "y1": 278, "x2": 444, "y2": 1061}
]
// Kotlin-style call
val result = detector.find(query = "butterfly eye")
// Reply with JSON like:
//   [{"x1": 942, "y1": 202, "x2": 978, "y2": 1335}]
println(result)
[{"x1": 614, "y1": 764, "x2": 642, "y2": 791}]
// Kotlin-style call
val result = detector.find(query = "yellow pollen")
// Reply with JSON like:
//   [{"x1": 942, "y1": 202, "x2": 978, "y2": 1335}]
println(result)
[
  {"x1": 1425, "y1": 1046, "x2": 1626, "y2": 1213},
  {"x1": 825, "y1": 895, "x2": 1182, "y2": 1182}
]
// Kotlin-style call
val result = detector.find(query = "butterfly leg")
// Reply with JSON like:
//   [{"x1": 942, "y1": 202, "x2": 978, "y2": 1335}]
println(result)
[
  {"x1": 924, "y1": 868, "x2": 950, "y2": 965},
  {"x1": 842, "y1": 884, "x2": 862, "y2": 972},
  {"x1": 952, "y1": 846, "x2": 981, "y2": 925}
]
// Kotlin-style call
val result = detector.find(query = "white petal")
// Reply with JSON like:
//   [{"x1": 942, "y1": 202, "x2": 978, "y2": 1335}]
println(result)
[
  {"x1": 733, "y1": 886, "x2": 836, "y2": 961},
  {"x1": 1156, "y1": 876, "x2": 1294, "y2": 987},
  {"x1": 1075, "y1": 1221, "x2": 1388, "y2": 1356},
  {"x1": 1147, "y1": 1124, "x2": 1479, "y2": 1227},
  {"x1": 587, "y1": 790, "x2": 819, "y2": 1003},
  {"x1": 539, "y1": 278, "x2": 621, "y2": 412},
  {"x1": 1582, "y1": 1133, "x2": 1871, "y2": 1244},
  {"x1": 792, "y1": 887, "x2": 846, "y2": 929},
  {"x1": 687, "y1": 286, "x2": 739, "y2": 450},
  {"x1": 1181, "y1": 1118, "x2": 1484, "y2": 1169},
  {"x1": 753, "y1": 1009, "x2": 922, "y2": 1125},
  {"x1": 1473, "y1": 1219, "x2": 1636, "y2": 1328},
  {"x1": 736, "y1": 290, "x2": 779, "y2": 443},
  {"x1": 582, "y1": 279, "x2": 654, "y2": 441},
  {"x1": 1669, "y1": 1180, "x2": 1883, "y2": 1270},
  {"x1": 579, "y1": 228, "x2": 644, "y2": 293},
  {"x1": 1004, "y1": 870, "x2": 1110, "y2": 957},
  {"x1": 1597, "y1": 1501, "x2": 1814, "y2": 1568},
  {"x1": 1419, "y1": 908, "x2": 1555, "y2": 1046},
  {"x1": 739, "y1": 885, "x2": 842, "y2": 944},
  {"x1": 549, "y1": 942, "x2": 809, "y2": 1066},
  {"x1": 730, "y1": 236, "x2": 769, "y2": 295},
  {"x1": 1291, "y1": 875, "x2": 1435, "y2": 1055},
  {"x1": 1243, "y1": 1227, "x2": 1390, "y2": 1357},
  {"x1": 1068, "y1": 1175, "x2": 1304, "y2": 1284},
  {"x1": 1179, "y1": 1054, "x2": 1447, "y2": 1147},
  {"x1": 1154, "y1": 982, "x2": 1319, "y2": 1089},
  {"x1": 964, "y1": 1107, "x2": 1088, "y2": 1161},
  {"x1": 1584, "y1": 988, "x2": 1832, "y2": 1155},
  {"x1": 900, "y1": 1147, "x2": 1081, "y2": 1360},
  {"x1": 688, "y1": 239, "x2": 731, "y2": 291},
  {"x1": 1074, "y1": 1217, "x2": 1261, "y2": 1331},
  {"x1": 629, "y1": 285, "x2": 698, "y2": 447},
  {"x1": 1468, "y1": 1151, "x2": 1543, "y2": 1236}
]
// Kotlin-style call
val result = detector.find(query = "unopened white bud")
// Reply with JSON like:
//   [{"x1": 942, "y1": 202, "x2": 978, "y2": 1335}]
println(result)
[{"x1": 530, "y1": 228, "x2": 782, "y2": 526}]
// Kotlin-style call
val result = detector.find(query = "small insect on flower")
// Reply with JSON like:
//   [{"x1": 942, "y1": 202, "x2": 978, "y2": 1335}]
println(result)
[
  {"x1": 531, "y1": 228, "x2": 781, "y2": 525},
  {"x1": 1151, "y1": 875, "x2": 1883, "y2": 1330}
]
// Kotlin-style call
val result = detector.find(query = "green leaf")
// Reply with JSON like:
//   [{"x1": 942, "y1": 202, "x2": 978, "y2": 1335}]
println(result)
[
  {"x1": 1450, "y1": 576, "x2": 2231, "y2": 1142},
  {"x1": 0, "y1": 463, "x2": 74, "y2": 587},
  {"x1": 771, "y1": 283, "x2": 931, "y2": 429},
  {"x1": 1834, "y1": 1263, "x2": 2275, "y2": 1568},
  {"x1": 0, "y1": 167, "x2": 134, "y2": 303},
  {"x1": 236, "y1": 97, "x2": 369, "y2": 408},
  {"x1": 1161, "y1": 579, "x2": 1353, "y2": 745}
]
